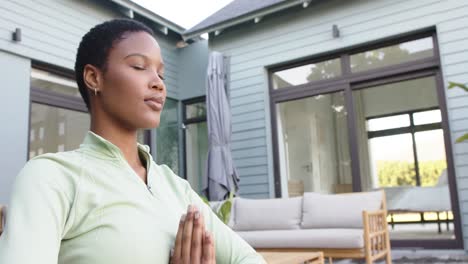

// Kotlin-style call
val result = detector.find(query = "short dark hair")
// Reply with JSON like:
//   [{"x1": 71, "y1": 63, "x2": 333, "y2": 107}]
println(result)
[{"x1": 74, "y1": 19, "x2": 155, "y2": 110}]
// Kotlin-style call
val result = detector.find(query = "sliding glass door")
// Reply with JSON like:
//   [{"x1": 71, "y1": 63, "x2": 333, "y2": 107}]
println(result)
[
  {"x1": 276, "y1": 92, "x2": 352, "y2": 196},
  {"x1": 269, "y1": 31, "x2": 462, "y2": 248}
]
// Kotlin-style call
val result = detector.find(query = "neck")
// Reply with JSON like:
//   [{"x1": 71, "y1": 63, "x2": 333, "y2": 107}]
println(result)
[{"x1": 90, "y1": 111, "x2": 141, "y2": 168}]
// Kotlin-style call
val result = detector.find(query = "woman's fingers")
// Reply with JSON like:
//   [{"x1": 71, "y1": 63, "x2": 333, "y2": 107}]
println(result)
[
  {"x1": 190, "y1": 210, "x2": 204, "y2": 264},
  {"x1": 172, "y1": 213, "x2": 186, "y2": 263},
  {"x1": 172, "y1": 204, "x2": 214, "y2": 264},
  {"x1": 202, "y1": 231, "x2": 215, "y2": 264},
  {"x1": 181, "y1": 205, "x2": 195, "y2": 264}
]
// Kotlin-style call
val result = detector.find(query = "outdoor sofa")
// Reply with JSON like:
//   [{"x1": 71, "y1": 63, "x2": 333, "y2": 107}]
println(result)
[{"x1": 213, "y1": 190, "x2": 392, "y2": 264}]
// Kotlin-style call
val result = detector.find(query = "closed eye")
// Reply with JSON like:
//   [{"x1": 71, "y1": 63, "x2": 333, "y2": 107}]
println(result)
[
  {"x1": 132, "y1": 65, "x2": 146, "y2": 70},
  {"x1": 158, "y1": 74, "x2": 165, "y2": 81}
]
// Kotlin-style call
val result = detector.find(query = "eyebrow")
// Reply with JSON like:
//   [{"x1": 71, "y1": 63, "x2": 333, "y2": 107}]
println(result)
[{"x1": 124, "y1": 53, "x2": 165, "y2": 69}]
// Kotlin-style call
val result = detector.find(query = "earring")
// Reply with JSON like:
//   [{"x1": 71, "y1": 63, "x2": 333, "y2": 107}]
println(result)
[{"x1": 94, "y1": 89, "x2": 97, "y2": 96}]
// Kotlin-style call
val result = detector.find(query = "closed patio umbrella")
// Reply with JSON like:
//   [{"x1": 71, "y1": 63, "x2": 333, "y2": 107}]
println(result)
[{"x1": 203, "y1": 51, "x2": 239, "y2": 201}]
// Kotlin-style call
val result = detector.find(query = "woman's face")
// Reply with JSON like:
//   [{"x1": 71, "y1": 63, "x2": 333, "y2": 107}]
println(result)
[{"x1": 97, "y1": 31, "x2": 166, "y2": 130}]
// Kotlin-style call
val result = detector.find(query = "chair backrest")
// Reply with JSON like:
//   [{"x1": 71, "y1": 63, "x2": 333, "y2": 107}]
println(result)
[{"x1": 287, "y1": 179, "x2": 304, "y2": 197}]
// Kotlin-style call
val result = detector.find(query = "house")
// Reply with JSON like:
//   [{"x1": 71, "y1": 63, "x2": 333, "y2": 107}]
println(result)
[
  {"x1": 182, "y1": 0, "x2": 468, "y2": 250},
  {"x1": 0, "y1": 0, "x2": 467, "y2": 252}
]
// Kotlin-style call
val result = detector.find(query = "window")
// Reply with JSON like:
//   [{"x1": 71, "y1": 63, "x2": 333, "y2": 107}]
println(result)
[
  {"x1": 272, "y1": 58, "x2": 342, "y2": 89},
  {"x1": 29, "y1": 68, "x2": 89, "y2": 159},
  {"x1": 183, "y1": 97, "x2": 208, "y2": 194},
  {"x1": 155, "y1": 98, "x2": 180, "y2": 174},
  {"x1": 29, "y1": 103, "x2": 89, "y2": 159},
  {"x1": 350, "y1": 37, "x2": 434, "y2": 72}
]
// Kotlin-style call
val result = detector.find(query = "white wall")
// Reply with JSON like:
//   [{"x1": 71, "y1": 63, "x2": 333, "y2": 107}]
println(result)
[{"x1": 0, "y1": 51, "x2": 31, "y2": 204}]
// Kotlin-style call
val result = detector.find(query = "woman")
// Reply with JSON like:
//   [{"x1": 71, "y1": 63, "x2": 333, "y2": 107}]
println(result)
[{"x1": 0, "y1": 19, "x2": 264, "y2": 264}]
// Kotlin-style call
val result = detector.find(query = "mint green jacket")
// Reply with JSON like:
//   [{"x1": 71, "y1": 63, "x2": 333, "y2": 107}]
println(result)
[{"x1": 0, "y1": 132, "x2": 264, "y2": 264}]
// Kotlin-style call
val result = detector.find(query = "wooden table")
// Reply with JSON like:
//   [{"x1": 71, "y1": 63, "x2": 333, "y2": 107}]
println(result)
[{"x1": 258, "y1": 251, "x2": 324, "y2": 264}]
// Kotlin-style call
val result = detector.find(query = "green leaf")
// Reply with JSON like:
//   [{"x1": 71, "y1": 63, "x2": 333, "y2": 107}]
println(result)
[
  {"x1": 448, "y1": 82, "x2": 468, "y2": 92},
  {"x1": 456, "y1": 133, "x2": 468, "y2": 143},
  {"x1": 219, "y1": 200, "x2": 232, "y2": 225}
]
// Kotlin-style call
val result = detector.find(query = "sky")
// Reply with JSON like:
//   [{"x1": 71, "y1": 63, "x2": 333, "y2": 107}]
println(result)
[{"x1": 131, "y1": 0, "x2": 234, "y2": 29}]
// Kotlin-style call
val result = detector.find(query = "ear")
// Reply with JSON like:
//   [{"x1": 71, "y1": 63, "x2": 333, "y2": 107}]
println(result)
[{"x1": 83, "y1": 64, "x2": 103, "y2": 93}]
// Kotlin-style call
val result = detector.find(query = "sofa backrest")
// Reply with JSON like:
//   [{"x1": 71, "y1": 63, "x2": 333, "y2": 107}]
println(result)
[
  {"x1": 302, "y1": 191, "x2": 383, "y2": 229},
  {"x1": 232, "y1": 197, "x2": 302, "y2": 231}
]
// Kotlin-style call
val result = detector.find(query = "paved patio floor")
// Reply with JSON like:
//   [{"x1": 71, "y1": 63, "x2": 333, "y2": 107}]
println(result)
[{"x1": 333, "y1": 250, "x2": 468, "y2": 264}]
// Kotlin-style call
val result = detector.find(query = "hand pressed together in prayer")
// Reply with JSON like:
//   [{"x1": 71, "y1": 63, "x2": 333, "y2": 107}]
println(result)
[{"x1": 170, "y1": 205, "x2": 216, "y2": 264}]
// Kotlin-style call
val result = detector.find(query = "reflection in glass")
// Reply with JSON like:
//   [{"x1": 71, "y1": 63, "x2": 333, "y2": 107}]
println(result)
[
  {"x1": 156, "y1": 98, "x2": 179, "y2": 174},
  {"x1": 350, "y1": 37, "x2": 434, "y2": 72},
  {"x1": 414, "y1": 109, "x2": 442, "y2": 125},
  {"x1": 277, "y1": 91, "x2": 352, "y2": 196},
  {"x1": 369, "y1": 134, "x2": 416, "y2": 187},
  {"x1": 415, "y1": 130, "x2": 447, "y2": 187},
  {"x1": 272, "y1": 58, "x2": 342, "y2": 89},
  {"x1": 31, "y1": 68, "x2": 81, "y2": 97},
  {"x1": 186, "y1": 101, "x2": 206, "y2": 119},
  {"x1": 185, "y1": 122, "x2": 208, "y2": 194},
  {"x1": 367, "y1": 114, "x2": 410, "y2": 131},
  {"x1": 29, "y1": 103, "x2": 89, "y2": 159}
]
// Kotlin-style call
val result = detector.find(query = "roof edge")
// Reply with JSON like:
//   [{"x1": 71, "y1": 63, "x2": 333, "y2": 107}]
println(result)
[
  {"x1": 109, "y1": 0, "x2": 185, "y2": 35},
  {"x1": 182, "y1": 0, "x2": 307, "y2": 41}
]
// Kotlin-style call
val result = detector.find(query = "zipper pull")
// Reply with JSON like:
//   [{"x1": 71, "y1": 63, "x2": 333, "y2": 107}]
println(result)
[{"x1": 147, "y1": 185, "x2": 153, "y2": 195}]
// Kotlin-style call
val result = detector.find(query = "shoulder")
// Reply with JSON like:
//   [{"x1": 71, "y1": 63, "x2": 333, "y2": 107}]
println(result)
[
  {"x1": 154, "y1": 163, "x2": 190, "y2": 188},
  {"x1": 151, "y1": 163, "x2": 197, "y2": 201},
  {"x1": 15, "y1": 151, "x2": 82, "y2": 198}
]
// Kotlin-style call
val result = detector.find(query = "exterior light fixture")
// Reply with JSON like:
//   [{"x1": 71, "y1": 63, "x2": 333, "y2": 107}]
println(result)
[
  {"x1": 332, "y1": 24, "x2": 340, "y2": 38},
  {"x1": 12, "y1": 28, "x2": 21, "y2": 42},
  {"x1": 214, "y1": 30, "x2": 222, "y2": 36},
  {"x1": 254, "y1": 17, "x2": 262, "y2": 23},
  {"x1": 303, "y1": 0, "x2": 312, "y2": 8}
]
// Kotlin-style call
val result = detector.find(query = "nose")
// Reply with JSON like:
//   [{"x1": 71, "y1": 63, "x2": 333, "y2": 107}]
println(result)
[{"x1": 149, "y1": 73, "x2": 164, "y2": 91}]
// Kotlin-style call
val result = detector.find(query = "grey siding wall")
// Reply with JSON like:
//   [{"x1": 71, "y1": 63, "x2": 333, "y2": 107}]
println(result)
[
  {"x1": 209, "y1": 0, "x2": 468, "y2": 241},
  {"x1": 0, "y1": 51, "x2": 31, "y2": 204},
  {"x1": 177, "y1": 40, "x2": 209, "y2": 100},
  {"x1": 0, "y1": 0, "x2": 180, "y2": 98}
]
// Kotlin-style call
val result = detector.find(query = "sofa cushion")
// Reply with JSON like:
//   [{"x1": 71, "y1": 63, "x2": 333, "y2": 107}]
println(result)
[
  {"x1": 237, "y1": 229, "x2": 364, "y2": 249},
  {"x1": 302, "y1": 191, "x2": 382, "y2": 229},
  {"x1": 233, "y1": 197, "x2": 302, "y2": 231}
]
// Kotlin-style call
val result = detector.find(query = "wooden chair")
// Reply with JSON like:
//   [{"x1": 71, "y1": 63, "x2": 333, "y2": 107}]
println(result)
[{"x1": 288, "y1": 179, "x2": 304, "y2": 197}]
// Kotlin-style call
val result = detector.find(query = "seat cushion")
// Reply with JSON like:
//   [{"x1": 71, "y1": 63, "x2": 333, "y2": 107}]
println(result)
[
  {"x1": 302, "y1": 191, "x2": 382, "y2": 229},
  {"x1": 233, "y1": 197, "x2": 302, "y2": 231},
  {"x1": 236, "y1": 229, "x2": 364, "y2": 249}
]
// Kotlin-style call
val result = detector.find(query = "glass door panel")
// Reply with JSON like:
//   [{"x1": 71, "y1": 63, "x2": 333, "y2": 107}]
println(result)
[
  {"x1": 276, "y1": 91, "x2": 352, "y2": 196},
  {"x1": 185, "y1": 122, "x2": 208, "y2": 194},
  {"x1": 353, "y1": 76, "x2": 454, "y2": 240}
]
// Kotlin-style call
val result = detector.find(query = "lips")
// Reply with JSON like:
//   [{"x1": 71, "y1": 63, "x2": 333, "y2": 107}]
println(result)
[{"x1": 144, "y1": 96, "x2": 164, "y2": 111}]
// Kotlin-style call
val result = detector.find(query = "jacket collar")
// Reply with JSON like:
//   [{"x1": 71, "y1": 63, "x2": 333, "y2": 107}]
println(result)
[{"x1": 80, "y1": 131, "x2": 152, "y2": 161}]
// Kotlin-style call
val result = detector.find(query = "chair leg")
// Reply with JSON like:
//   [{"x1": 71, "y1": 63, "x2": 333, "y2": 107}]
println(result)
[
  {"x1": 386, "y1": 252, "x2": 392, "y2": 264},
  {"x1": 327, "y1": 256, "x2": 333, "y2": 264}
]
